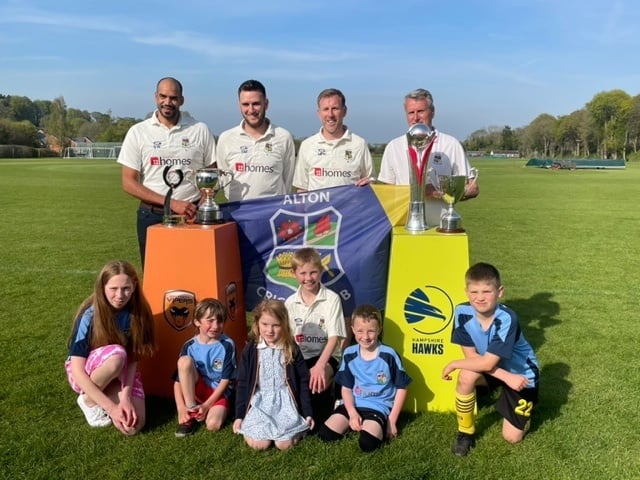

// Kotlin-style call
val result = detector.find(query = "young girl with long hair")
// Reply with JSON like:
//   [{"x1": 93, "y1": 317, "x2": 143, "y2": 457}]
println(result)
[{"x1": 65, "y1": 260, "x2": 155, "y2": 435}]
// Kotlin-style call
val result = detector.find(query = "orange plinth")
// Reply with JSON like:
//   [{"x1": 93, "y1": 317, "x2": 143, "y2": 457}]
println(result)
[{"x1": 139, "y1": 222, "x2": 247, "y2": 398}]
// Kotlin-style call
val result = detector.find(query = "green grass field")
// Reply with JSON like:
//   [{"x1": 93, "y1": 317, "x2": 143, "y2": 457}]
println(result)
[{"x1": 1, "y1": 158, "x2": 639, "y2": 479}]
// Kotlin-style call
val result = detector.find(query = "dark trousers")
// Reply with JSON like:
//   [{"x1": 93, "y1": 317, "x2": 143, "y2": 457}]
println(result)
[{"x1": 136, "y1": 206, "x2": 163, "y2": 267}]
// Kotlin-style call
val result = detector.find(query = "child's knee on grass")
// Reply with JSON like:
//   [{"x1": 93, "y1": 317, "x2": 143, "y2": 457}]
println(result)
[{"x1": 502, "y1": 419, "x2": 526, "y2": 444}]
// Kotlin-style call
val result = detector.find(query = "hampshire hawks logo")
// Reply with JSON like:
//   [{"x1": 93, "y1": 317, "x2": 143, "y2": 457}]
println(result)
[
  {"x1": 264, "y1": 207, "x2": 344, "y2": 291},
  {"x1": 163, "y1": 290, "x2": 196, "y2": 332},
  {"x1": 404, "y1": 285, "x2": 454, "y2": 335}
]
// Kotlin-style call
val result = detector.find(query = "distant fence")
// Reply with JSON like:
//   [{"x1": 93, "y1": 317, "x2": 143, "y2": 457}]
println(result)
[{"x1": 0, "y1": 145, "x2": 58, "y2": 158}]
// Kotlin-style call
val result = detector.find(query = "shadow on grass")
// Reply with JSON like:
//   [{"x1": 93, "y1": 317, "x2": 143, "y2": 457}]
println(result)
[
  {"x1": 145, "y1": 395, "x2": 177, "y2": 431},
  {"x1": 506, "y1": 291, "x2": 561, "y2": 350},
  {"x1": 531, "y1": 362, "x2": 571, "y2": 433},
  {"x1": 473, "y1": 362, "x2": 571, "y2": 439}
]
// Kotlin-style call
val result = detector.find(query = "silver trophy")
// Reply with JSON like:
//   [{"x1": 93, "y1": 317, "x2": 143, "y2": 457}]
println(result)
[
  {"x1": 435, "y1": 167, "x2": 478, "y2": 233},
  {"x1": 405, "y1": 123, "x2": 437, "y2": 233},
  {"x1": 162, "y1": 167, "x2": 187, "y2": 226},
  {"x1": 195, "y1": 167, "x2": 233, "y2": 225}
]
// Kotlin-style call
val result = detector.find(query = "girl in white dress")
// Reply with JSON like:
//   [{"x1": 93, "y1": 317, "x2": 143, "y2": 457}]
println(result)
[{"x1": 233, "y1": 300, "x2": 314, "y2": 450}]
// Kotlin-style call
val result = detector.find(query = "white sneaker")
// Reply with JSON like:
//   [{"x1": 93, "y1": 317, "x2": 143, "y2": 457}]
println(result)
[{"x1": 77, "y1": 395, "x2": 112, "y2": 427}]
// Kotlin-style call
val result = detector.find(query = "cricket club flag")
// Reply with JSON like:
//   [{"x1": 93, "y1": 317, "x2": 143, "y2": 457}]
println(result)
[{"x1": 221, "y1": 184, "x2": 394, "y2": 316}]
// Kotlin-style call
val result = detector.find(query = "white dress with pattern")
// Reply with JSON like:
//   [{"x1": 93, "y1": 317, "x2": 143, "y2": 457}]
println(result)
[{"x1": 238, "y1": 343, "x2": 309, "y2": 441}]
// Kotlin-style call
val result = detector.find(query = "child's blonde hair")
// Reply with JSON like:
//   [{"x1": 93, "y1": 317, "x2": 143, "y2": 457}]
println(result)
[
  {"x1": 291, "y1": 247, "x2": 322, "y2": 271},
  {"x1": 250, "y1": 299, "x2": 297, "y2": 364}
]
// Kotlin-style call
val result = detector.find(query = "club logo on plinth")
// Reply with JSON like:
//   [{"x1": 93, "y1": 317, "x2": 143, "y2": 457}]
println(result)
[
  {"x1": 404, "y1": 285, "x2": 454, "y2": 335},
  {"x1": 163, "y1": 290, "x2": 196, "y2": 331}
]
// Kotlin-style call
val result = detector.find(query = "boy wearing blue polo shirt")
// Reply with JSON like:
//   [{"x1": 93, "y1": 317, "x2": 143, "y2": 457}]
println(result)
[
  {"x1": 442, "y1": 262, "x2": 540, "y2": 456},
  {"x1": 318, "y1": 304, "x2": 411, "y2": 452}
]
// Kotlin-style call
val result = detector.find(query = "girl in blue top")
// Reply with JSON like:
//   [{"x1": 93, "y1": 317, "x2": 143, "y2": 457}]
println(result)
[{"x1": 65, "y1": 260, "x2": 155, "y2": 435}]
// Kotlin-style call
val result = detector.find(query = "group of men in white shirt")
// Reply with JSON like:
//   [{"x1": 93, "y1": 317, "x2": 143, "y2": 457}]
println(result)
[{"x1": 117, "y1": 78, "x2": 478, "y2": 265}]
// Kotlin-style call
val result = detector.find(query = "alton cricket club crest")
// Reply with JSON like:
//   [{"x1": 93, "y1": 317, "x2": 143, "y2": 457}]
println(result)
[
  {"x1": 264, "y1": 207, "x2": 345, "y2": 291},
  {"x1": 404, "y1": 285, "x2": 454, "y2": 335},
  {"x1": 163, "y1": 290, "x2": 196, "y2": 331}
]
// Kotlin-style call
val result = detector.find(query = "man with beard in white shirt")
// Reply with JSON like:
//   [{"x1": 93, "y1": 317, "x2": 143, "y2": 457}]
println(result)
[{"x1": 216, "y1": 80, "x2": 296, "y2": 202}]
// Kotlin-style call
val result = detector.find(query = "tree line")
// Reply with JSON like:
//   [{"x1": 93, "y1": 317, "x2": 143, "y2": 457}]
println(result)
[
  {"x1": 462, "y1": 89, "x2": 640, "y2": 161},
  {"x1": 3, "y1": 89, "x2": 639, "y2": 160},
  {"x1": 0, "y1": 94, "x2": 140, "y2": 153}
]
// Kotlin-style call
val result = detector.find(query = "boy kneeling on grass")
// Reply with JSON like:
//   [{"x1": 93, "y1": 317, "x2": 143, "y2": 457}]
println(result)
[
  {"x1": 318, "y1": 304, "x2": 411, "y2": 452},
  {"x1": 173, "y1": 298, "x2": 237, "y2": 437},
  {"x1": 442, "y1": 262, "x2": 540, "y2": 456}
]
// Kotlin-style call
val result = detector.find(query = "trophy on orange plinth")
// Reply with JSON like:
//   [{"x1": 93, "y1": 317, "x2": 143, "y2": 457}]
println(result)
[{"x1": 195, "y1": 167, "x2": 233, "y2": 225}]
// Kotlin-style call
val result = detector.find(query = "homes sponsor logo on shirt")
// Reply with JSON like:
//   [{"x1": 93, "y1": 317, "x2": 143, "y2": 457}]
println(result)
[
  {"x1": 150, "y1": 156, "x2": 193, "y2": 167},
  {"x1": 313, "y1": 167, "x2": 352, "y2": 179},
  {"x1": 234, "y1": 162, "x2": 275, "y2": 174}
]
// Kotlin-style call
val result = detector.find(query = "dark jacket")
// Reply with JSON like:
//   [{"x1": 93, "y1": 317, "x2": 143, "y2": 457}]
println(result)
[{"x1": 235, "y1": 341, "x2": 313, "y2": 420}]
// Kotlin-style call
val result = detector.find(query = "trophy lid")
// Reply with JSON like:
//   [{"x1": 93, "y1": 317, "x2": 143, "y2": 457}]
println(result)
[{"x1": 406, "y1": 123, "x2": 434, "y2": 149}]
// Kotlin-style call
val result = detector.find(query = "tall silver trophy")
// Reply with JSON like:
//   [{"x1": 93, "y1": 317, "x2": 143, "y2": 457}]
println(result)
[
  {"x1": 195, "y1": 167, "x2": 232, "y2": 225},
  {"x1": 405, "y1": 123, "x2": 437, "y2": 233},
  {"x1": 435, "y1": 166, "x2": 478, "y2": 233}
]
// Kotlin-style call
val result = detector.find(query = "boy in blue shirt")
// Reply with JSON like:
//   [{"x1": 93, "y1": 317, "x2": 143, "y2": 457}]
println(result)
[
  {"x1": 318, "y1": 304, "x2": 411, "y2": 452},
  {"x1": 173, "y1": 298, "x2": 236, "y2": 437},
  {"x1": 442, "y1": 262, "x2": 540, "y2": 456}
]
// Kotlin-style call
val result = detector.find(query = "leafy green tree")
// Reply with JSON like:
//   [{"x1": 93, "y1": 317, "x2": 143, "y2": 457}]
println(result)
[
  {"x1": 33, "y1": 100, "x2": 52, "y2": 127},
  {"x1": 526, "y1": 114, "x2": 556, "y2": 157},
  {"x1": 501, "y1": 125, "x2": 517, "y2": 150},
  {"x1": 44, "y1": 96, "x2": 71, "y2": 154},
  {"x1": 98, "y1": 117, "x2": 137, "y2": 142},
  {"x1": 587, "y1": 90, "x2": 631, "y2": 159},
  {"x1": 9, "y1": 96, "x2": 38, "y2": 124},
  {"x1": 626, "y1": 95, "x2": 640, "y2": 153},
  {"x1": 0, "y1": 119, "x2": 39, "y2": 146}
]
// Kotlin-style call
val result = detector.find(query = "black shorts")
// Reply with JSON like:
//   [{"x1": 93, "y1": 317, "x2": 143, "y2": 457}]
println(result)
[
  {"x1": 483, "y1": 374, "x2": 538, "y2": 431},
  {"x1": 305, "y1": 356, "x2": 339, "y2": 375},
  {"x1": 333, "y1": 404, "x2": 387, "y2": 431}
]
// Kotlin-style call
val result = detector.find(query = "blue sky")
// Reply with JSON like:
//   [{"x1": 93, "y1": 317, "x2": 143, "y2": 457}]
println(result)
[{"x1": 2, "y1": 0, "x2": 639, "y2": 143}]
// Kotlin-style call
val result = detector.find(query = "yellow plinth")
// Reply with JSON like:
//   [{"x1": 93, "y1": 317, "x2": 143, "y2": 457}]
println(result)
[
  {"x1": 139, "y1": 222, "x2": 247, "y2": 398},
  {"x1": 383, "y1": 226, "x2": 469, "y2": 412}
]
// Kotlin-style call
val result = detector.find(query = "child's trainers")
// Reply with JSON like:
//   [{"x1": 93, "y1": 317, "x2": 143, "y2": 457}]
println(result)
[
  {"x1": 175, "y1": 418, "x2": 198, "y2": 437},
  {"x1": 77, "y1": 395, "x2": 112, "y2": 427},
  {"x1": 451, "y1": 432, "x2": 475, "y2": 456}
]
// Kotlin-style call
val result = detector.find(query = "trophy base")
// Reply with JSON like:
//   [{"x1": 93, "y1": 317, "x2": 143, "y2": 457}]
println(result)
[
  {"x1": 436, "y1": 227, "x2": 465, "y2": 234},
  {"x1": 195, "y1": 211, "x2": 224, "y2": 225},
  {"x1": 163, "y1": 215, "x2": 186, "y2": 227}
]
